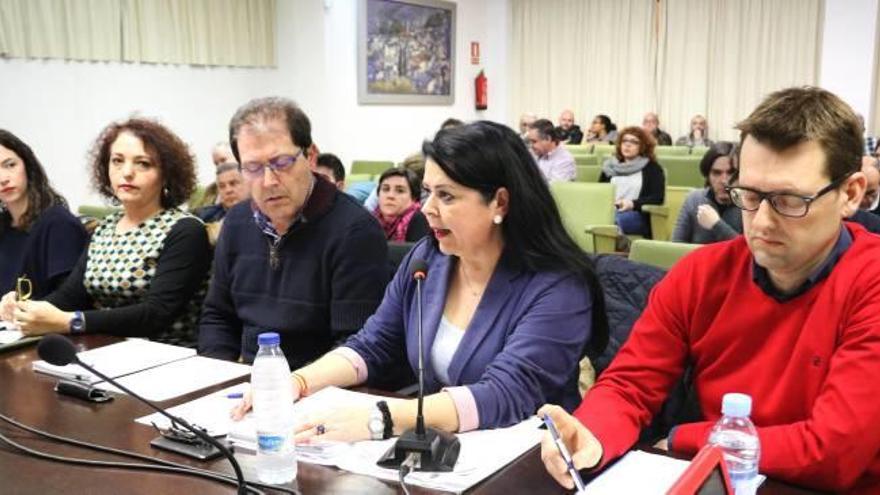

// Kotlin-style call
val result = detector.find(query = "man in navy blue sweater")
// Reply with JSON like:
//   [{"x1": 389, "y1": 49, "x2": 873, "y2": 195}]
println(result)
[{"x1": 198, "y1": 97, "x2": 389, "y2": 368}]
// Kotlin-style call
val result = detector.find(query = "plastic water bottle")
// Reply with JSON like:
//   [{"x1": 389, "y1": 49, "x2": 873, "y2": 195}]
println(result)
[
  {"x1": 708, "y1": 393, "x2": 761, "y2": 495},
  {"x1": 251, "y1": 332, "x2": 297, "y2": 484}
]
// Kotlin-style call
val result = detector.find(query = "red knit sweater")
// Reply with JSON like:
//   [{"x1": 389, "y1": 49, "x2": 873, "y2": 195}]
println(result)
[{"x1": 576, "y1": 223, "x2": 880, "y2": 492}]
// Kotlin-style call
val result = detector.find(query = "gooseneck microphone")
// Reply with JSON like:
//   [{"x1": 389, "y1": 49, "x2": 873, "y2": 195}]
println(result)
[
  {"x1": 38, "y1": 335, "x2": 250, "y2": 494},
  {"x1": 378, "y1": 259, "x2": 460, "y2": 472}
]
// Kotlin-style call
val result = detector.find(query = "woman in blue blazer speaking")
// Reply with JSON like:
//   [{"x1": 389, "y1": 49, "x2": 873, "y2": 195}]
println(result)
[{"x1": 233, "y1": 121, "x2": 608, "y2": 440}]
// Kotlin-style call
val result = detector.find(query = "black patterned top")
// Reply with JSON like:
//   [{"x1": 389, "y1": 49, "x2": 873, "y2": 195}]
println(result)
[{"x1": 47, "y1": 208, "x2": 211, "y2": 347}]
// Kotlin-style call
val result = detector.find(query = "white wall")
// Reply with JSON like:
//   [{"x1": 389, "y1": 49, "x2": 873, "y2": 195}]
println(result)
[
  {"x1": 0, "y1": 0, "x2": 510, "y2": 210},
  {"x1": 314, "y1": 0, "x2": 509, "y2": 167},
  {"x1": 820, "y1": 0, "x2": 879, "y2": 122}
]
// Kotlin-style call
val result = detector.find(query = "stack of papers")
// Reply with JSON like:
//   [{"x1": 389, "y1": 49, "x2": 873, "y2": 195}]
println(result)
[
  {"x1": 136, "y1": 386, "x2": 543, "y2": 493},
  {"x1": 32, "y1": 339, "x2": 251, "y2": 401},
  {"x1": 32, "y1": 339, "x2": 196, "y2": 384}
]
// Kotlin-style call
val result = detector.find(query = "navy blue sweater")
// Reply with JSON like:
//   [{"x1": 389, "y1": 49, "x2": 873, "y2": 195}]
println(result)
[{"x1": 198, "y1": 176, "x2": 389, "y2": 367}]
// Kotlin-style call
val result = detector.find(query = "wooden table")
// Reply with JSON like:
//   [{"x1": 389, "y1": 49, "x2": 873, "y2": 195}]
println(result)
[{"x1": 0, "y1": 335, "x2": 822, "y2": 494}]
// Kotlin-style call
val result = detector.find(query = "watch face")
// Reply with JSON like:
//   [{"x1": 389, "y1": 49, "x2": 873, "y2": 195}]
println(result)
[{"x1": 369, "y1": 417, "x2": 383, "y2": 434}]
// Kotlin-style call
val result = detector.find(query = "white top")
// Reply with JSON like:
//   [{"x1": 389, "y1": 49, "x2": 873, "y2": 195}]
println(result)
[
  {"x1": 430, "y1": 315, "x2": 465, "y2": 385},
  {"x1": 611, "y1": 172, "x2": 643, "y2": 202}
]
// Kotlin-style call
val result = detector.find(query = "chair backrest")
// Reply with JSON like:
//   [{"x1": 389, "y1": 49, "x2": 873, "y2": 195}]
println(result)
[
  {"x1": 346, "y1": 173, "x2": 374, "y2": 185},
  {"x1": 351, "y1": 160, "x2": 395, "y2": 176},
  {"x1": 575, "y1": 165, "x2": 601, "y2": 182},
  {"x1": 574, "y1": 154, "x2": 600, "y2": 166},
  {"x1": 628, "y1": 239, "x2": 700, "y2": 270},
  {"x1": 551, "y1": 182, "x2": 616, "y2": 252},
  {"x1": 387, "y1": 241, "x2": 416, "y2": 276},
  {"x1": 77, "y1": 205, "x2": 121, "y2": 219},
  {"x1": 649, "y1": 186, "x2": 696, "y2": 241},
  {"x1": 655, "y1": 146, "x2": 691, "y2": 156},
  {"x1": 658, "y1": 155, "x2": 703, "y2": 188},
  {"x1": 592, "y1": 143, "x2": 615, "y2": 156}
]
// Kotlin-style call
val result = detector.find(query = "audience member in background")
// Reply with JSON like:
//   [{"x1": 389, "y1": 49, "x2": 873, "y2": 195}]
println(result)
[
  {"x1": 847, "y1": 156, "x2": 880, "y2": 234},
  {"x1": 193, "y1": 141, "x2": 238, "y2": 210},
  {"x1": 558, "y1": 109, "x2": 584, "y2": 144},
  {"x1": 518, "y1": 112, "x2": 537, "y2": 141},
  {"x1": 315, "y1": 153, "x2": 346, "y2": 190},
  {"x1": 195, "y1": 162, "x2": 249, "y2": 244},
  {"x1": 232, "y1": 121, "x2": 608, "y2": 443},
  {"x1": 0, "y1": 130, "x2": 87, "y2": 301},
  {"x1": 599, "y1": 127, "x2": 665, "y2": 237},
  {"x1": 212, "y1": 141, "x2": 236, "y2": 166},
  {"x1": 541, "y1": 87, "x2": 880, "y2": 493},
  {"x1": 857, "y1": 114, "x2": 877, "y2": 156},
  {"x1": 527, "y1": 119, "x2": 575, "y2": 183},
  {"x1": 440, "y1": 118, "x2": 464, "y2": 130},
  {"x1": 363, "y1": 120, "x2": 458, "y2": 213},
  {"x1": 1, "y1": 118, "x2": 210, "y2": 346},
  {"x1": 372, "y1": 168, "x2": 429, "y2": 242},
  {"x1": 641, "y1": 112, "x2": 672, "y2": 146},
  {"x1": 583, "y1": 114, "x2": 619, "y2": 144},
  {"x1": 675, "y1": 114, "x2": 714, "y2": 148},
  {"x1": 199, "y1": 97, "x2": 388, "y2": 367},
  {"x1": 672, "y1": 142, "x2": 743, "y2": 243},
  {"x1": 859, "y1": 156, "x2": 880, "y2": 211}
]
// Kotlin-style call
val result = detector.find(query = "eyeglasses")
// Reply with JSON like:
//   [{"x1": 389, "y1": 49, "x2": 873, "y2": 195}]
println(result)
[
  {"x1": 621, "y1": 138, "x2": 640, "y2": 145},
  {"x1": 239, "y1": 150, "x2": 303, "y2": 179},
  {"x1": 726, "y1": 174, "x2": 851, "y2": 218}
]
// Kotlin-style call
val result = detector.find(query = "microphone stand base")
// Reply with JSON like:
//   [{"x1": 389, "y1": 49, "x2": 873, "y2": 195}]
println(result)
[{"x1": 377, "y1": 427, "x2": 460, "y2": 472}]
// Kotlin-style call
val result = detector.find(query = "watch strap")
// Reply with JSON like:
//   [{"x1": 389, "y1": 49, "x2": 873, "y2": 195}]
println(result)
[{"x1": 376, "y1": 400, "x2": 393, "y2": 440}]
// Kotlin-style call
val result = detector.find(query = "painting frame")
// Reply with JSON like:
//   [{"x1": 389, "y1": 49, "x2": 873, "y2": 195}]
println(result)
[{"x1": 357, "y1": 0, "x2": 456, "y2": 105}]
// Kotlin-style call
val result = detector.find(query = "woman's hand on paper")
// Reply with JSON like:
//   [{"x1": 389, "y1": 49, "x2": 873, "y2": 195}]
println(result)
[{"x1": 293, "y1": 405, "x2": 372, "y2": 444}]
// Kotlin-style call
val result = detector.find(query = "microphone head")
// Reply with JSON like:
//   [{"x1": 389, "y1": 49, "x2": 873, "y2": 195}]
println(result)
[
  {"x1": 410, "y1": 259, "x2": 428, "y2": 281},
  {"x1": 37, "y1": 334, "x2": 79, "y2": 366}
]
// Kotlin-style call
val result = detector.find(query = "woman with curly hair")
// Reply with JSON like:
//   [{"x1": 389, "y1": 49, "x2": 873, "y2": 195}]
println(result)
[
  {"x1": 0, "y1": 118, "x2": 210, "y2": 346},
  {"x1": 0, "y1": 130, "x2": 87, "y2": 300},
  {"x1": 599, "y1": 126, "x2": 666, "y2": 237}
]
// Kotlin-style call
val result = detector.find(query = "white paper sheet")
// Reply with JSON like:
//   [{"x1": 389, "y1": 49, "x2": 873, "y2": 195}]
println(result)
[
  {"x1": 582, "y1": 450, "x2": 766, "y2": 494},
  {"x1": 0, "y1": 329, "x2": 23, "y2": 344},
  {"x1": 96, "y1": 355, "x2": 251, "y2": 401},
  {"x1": 32, "y1": 338, "x2": 196, "y2": 383}
]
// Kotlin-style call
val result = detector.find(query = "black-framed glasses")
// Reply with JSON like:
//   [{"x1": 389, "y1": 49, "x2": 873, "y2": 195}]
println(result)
[
  {"x1": 239, "y1": 150, "x2": 303, "y2": 179},
  {"x1": 726, "y1": 174, "x2": 851, "y2": 218}
]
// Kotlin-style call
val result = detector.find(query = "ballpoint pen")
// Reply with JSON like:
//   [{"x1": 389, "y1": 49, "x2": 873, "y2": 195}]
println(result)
[{"x1": 543, "y1": 414, "x2": 587, "y2": 494}]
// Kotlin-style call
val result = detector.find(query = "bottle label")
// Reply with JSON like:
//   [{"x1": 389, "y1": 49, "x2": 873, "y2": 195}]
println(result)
[{"x1": 258, "y1": 434, "x2": 285, "y2": 452}]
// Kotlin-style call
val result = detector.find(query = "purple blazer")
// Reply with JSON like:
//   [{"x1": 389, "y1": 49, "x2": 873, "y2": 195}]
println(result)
[{"x1": 343, "y1": 238, "x2": 593, "y2": 429}]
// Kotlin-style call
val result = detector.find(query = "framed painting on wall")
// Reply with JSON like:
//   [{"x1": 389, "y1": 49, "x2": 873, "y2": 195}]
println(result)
[{"x1": 357, "y1": 0, "x2": 456, "y2": 105}]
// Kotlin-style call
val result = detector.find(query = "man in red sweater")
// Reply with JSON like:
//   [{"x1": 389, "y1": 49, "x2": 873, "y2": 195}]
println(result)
[{"x1": 540, "y1": 86, "x2": 880, "y2": 493}]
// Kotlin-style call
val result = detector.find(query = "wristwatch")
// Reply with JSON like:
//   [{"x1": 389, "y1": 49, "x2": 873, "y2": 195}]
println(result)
[
  {"x1": 69, "y1": 311, "x2": 85, "y2": 334},
  {"x1": 368, "y1": 400, "x2": 393, "y2": 440}
]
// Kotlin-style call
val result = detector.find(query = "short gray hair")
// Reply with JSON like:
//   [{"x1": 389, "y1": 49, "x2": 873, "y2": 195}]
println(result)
[{"x1": 228, "y1": 97, "x2": 313, "y2": 163}]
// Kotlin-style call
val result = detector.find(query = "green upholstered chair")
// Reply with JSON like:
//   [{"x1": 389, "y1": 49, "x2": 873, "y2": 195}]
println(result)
[
  {"x1": 77, "y1": 205, "x2": 121, "y2": 219},
  {"x1": 628, "y1": 239, "x2": 701, "y2": 270},
  {"x1": 655, "y1": 146, "x2": 691, "y2": 156},
  {"x1": 346, "y1": 173, "x2": 374, "y2": 185},
  {"x1": 550, "y1": 182, "x2": 617, "y2": 253},
  {"x1": 591, "y1": 143, "x2": 615, "y2": 156},
  {"x1": 351, "y1": 160, "x2": 395, "y2": 176},
  {"x1": 574, "y1": 154, "x2": 601, "y2": 166},
  {"x1": 575, "y1": 165, "x2": 601, "y2": 182},
  {"x1": 658, "y1": 155, "x2": 704, "y2": 188},
  {"x1": 690, "y1": 146, "x2": 710, "y2": 156},
  {"x1": 642, "y1": 186, "x2": 697, "y2": 241}
]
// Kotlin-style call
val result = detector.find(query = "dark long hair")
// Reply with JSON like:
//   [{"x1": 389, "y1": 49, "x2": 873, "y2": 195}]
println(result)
[
  {"x1": 422, "y1": 121, "x2": 608, "y2": 359},
  {"x1": 0, "y1": 129, "x2": 67, "y2": 233},
  {"x1": 699, "y1": 141, "x2": 737, "y2": 187}
]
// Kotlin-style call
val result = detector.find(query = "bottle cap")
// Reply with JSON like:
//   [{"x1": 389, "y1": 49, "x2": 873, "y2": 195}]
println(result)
[
  {"x1": 721, "y1": 393, "x2": 752, "y2": 418},
  {"x1": 257, "y1": 332, "x2": 280, "y2": 346}
]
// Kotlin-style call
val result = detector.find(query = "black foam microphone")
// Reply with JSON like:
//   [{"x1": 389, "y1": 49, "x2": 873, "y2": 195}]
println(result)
[
  {"x1": 378, "y1": 259, "x2": 460, "y2": 472},
  {"x1": 38, "y1": 335, "x2": 250, "y2": 494}
]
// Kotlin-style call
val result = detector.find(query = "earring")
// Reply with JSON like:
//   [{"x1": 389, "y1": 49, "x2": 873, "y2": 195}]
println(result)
[
  {"x1": 493, "y1": 214, "x2": 503, "y2": 225},
  {"x1": 162, "y1": 186, "x2": 170, "y2": 198}
]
